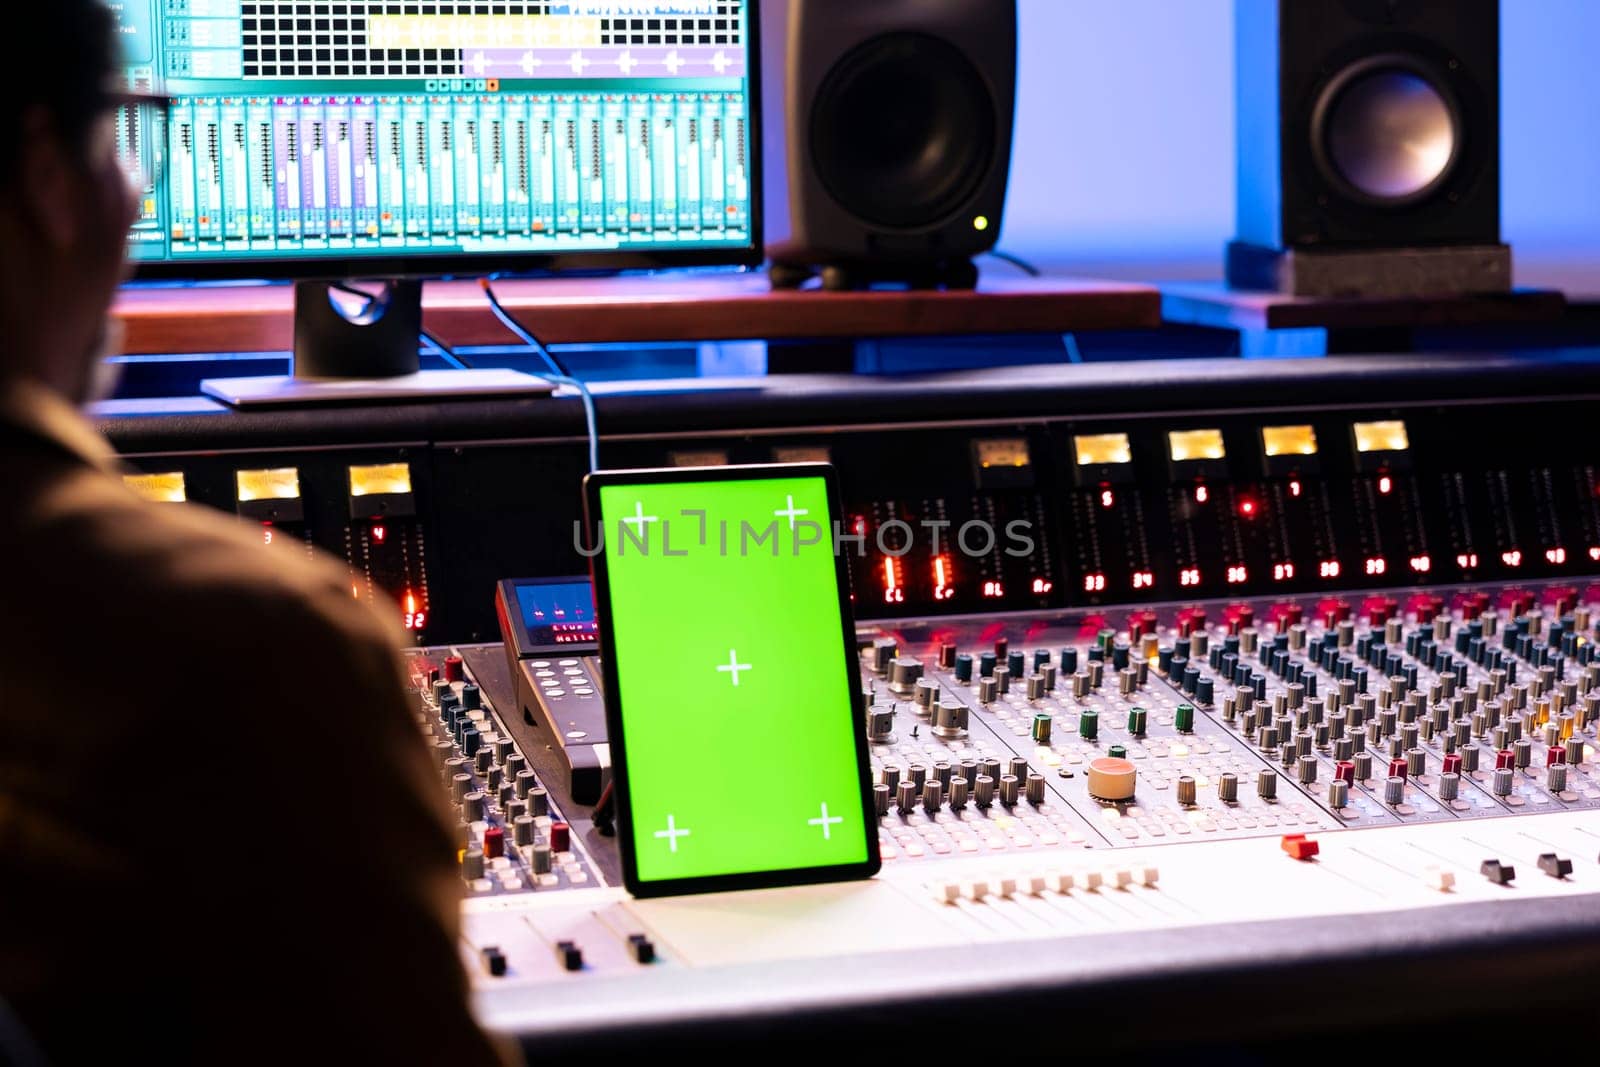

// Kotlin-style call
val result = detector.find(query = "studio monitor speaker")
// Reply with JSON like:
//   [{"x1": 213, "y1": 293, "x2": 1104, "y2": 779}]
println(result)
[
  {"x1": 1229, "y1": 0, "x2": 1507, "y2": 297},
  {"x1": 761, "y1": 0, "x2": 1017, "y2": 290}
]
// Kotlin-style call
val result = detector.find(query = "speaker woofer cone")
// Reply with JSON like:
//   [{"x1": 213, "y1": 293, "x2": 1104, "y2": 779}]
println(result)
[
  {"x1": 1312, "y1": 54, "x2": 1461, "y2": 206},
  {"x1": 809, "y1": 32, "x2": 996, "y2": 232}
]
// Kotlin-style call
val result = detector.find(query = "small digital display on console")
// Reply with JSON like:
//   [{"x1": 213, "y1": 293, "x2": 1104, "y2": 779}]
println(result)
[
  {"x1": 513, "y1": 580, "x2": 599, "y2": 649},
  {"x1": 586, "y1": 464, "x2": 879, "y2": 896}
]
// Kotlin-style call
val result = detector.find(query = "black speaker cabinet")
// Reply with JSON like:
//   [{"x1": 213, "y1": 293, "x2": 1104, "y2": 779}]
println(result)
[
  {"x1": 1229, "y1": 0, "x2": 1508, "y2": 297},
  {"x1": 761, "y1": 0, "x2": 1017, "y2": 290}
]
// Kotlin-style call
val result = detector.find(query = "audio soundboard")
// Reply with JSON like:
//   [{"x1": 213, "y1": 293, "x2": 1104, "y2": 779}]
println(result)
[
  {"x1": 99, "y1": 353, "x2": 1600, "y2": 1050},
  {"x1": 411, "y1": 578, "x2": 1600, "y2": 1051}
]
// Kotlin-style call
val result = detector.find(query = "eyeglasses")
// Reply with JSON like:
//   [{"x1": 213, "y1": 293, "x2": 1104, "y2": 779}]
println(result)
[{"x1": 104, "y1": 90, "x2": 174, "y2": 206}]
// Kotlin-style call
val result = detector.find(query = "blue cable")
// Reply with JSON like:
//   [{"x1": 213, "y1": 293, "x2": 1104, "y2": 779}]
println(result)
[{"x1": 480, "y1": 278, "x2": 602, "y2": 473}]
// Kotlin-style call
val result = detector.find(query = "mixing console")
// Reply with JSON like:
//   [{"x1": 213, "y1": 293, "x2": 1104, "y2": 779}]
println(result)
[
  {"x1": 99, "y1": 355, "x2": 1600, "y2": 1046},
  {"x1": 414, "y1": 577, "x2": 1600, "y2": 1047}
]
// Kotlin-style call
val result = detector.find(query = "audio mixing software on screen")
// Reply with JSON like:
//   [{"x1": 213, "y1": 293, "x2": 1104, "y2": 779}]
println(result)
[{"x1": 114, "y1": 1, "x2": 753, "y2": 265}]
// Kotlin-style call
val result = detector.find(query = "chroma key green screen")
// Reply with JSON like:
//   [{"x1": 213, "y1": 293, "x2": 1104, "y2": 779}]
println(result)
[
  {"x1": 595, "y1": 474, "x2": 874, "y2": 887},
  {"x1": 113, "y1": 1, "x2": 754, "y2": 266}
]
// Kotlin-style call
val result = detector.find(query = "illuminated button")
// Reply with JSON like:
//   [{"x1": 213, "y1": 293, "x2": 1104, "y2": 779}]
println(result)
[
  {"x1": 122, "y1": 471, "x2": 186, "y2": 503},
  {"x1": 235, "y1": 467, "x2": 301, "y2": 503},
  {"x1": 1074, "y1": 433, "x2": 1132, "y2": 466},
  {"x1": 1168, "y1": 428, "x2": 1225, "y2": 462},
  {"x1": 1262, "y1": 424, "x2": 1319, "y2": 458},
  {"x1": 1353, "y1": 420, "x2": 1410, "y2": 453},
  {"x1": 1086, "y1": 757, "x2": 1137, "y2": 801}
]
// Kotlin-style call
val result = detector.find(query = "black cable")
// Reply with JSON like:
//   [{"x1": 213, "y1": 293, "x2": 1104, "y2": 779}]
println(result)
[{"x1": 985, "y1": 249, "x2": 1042, "y2": 277}]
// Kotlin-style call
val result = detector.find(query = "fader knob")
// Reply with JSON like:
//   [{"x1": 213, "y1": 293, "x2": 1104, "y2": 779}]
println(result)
[
  {"x1": 462, "y1": 848, "x2": 485, "y2": 880},
  {"x1": 1297, "y1": 756, "x2": 1317, "y2": 784},
  {"x1": 1086, "y1": 757, "x2": 1137, "y2": 801},
  {"x1": 890, "y1": 658, "x2": 924, "y2": 691},
  {"x1": 1177, "y1": 776, "x2": 1197, "y2": 806},
  {"x1": 1025, "y1": 773, "x2": 1046, "y2": 806},
  {"x1": 933, "y1": 701, "x2": 969, "y2": 738},
  {"x1": 1032, "y1": 713, "x2": 1053, "y2": 743},
  {"x1": 999, "y1": 774, "x2": 1021, "y2": 807}
]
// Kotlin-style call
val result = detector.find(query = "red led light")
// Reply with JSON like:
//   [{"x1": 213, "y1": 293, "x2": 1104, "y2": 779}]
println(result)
[
  {"x1": 1377, "y1": 475, "x2": 1392, "y2": 495},
  {"x1": 1409, "y1": 555, "x2": 1431, "y2": 574},
  {"x1": 372, "y1": 523, "x2": 387, "y2": 543},
  {"x1": 932, "y1": 556, "x2": 955, "y2": 601},
  {"x1": 1226, "y1": 565, "x2": 1248, "y2": 585},
  {"x1": 1501, "y1": 549, "x2": 1522, "y2": 568},
  {"x1": 1083, "y1": 572, "x2": 1107, "y2": 593},
  {"x1": 982, "y1": 581, "x2": 1005, "y2": 599},
  {"x1": 1288, "y1": 480, "x2": 1302, "y2": 497},
  {"x1": 882, "y1": 558, "x2": 904, "y2": 605},
  {"x1": 1457, "y1": 553, "x2": 1479, "y2": 569},
  {"x1": 1100, "y1": 487, "x2": 1115, "y2": 509},
  {"x1": 1031, "y1": 578, "x2": 1053, "y2": 595},
  {"x1": 262, "y1": 527, "x2": 275, "y2": 546},
  {"x1": 1194, "y1": 485, "x2": 1209, "y2": 504},
  {"x1": 1319, "y1": 560, "x2": 1341, "y2": 579},
  {"x1": 1545, "y1": 547, "x2": 1567, "y2": 565},
  {"x1": 1238, "y1": 498, "x2": 1257, "y2": 518},
  {"x1": 1273, "y1": 562, "x2": 1296, "y2": 581},
  {"x1": 1132, "y1": 570, "x2": 1155, "y2": 590},
  {"x1": 1179, "y1": 567, "x2": 1201, "y2": 588},
  {"x1": 1364, "y1": 557, "x2": 1387, "y2": 576}
]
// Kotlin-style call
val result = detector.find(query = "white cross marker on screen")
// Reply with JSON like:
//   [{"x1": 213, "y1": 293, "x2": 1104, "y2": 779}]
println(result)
[
  {"x1": 621, "y1": 502, "x2": 658, "y2": 535},
  {"x1": 716, "y1": 650, "x2": 752, "y2": 686},
  {"x1": 711, "y1": 50, "x2": 732, "y2": 74},
  {"x1": 568, "y1": 51, "x2": 591, "y2": 74},
  {"x1": 773, "y1": 494, "x2": 809, "y2": 530},
  {"x1": 655, "y1": 815, "x2": 691, "y2": 853},
  {"x1": 808, "y1": 803, "x2": 844, "y2": 840},
  {"x1": 664, "y1": 50, "x2": 685, "y2": 74},
  {"x1": 617, "y1": 50, "x2": 638, "y2": 74}
]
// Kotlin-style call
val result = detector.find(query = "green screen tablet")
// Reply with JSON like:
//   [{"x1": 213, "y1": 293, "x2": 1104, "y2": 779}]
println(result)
[{"x1": 584, "y1": 464, "x2": 879, "y2": 897}]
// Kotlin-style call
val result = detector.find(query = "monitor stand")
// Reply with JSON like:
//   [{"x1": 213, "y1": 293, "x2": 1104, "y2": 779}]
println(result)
[{"x1": 200, "y1": 280, "x2": 554, "y2": 408}]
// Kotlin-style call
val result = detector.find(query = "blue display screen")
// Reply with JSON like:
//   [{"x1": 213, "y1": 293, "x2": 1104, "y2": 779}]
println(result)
[{"x1": 514, "y1": 579, "x2": 599, "y2": 649}]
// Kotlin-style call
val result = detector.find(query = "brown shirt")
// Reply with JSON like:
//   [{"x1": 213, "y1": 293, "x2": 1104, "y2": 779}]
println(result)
[{"x1": 0, "y1": 381, "x2": 509, "y2": 1064}]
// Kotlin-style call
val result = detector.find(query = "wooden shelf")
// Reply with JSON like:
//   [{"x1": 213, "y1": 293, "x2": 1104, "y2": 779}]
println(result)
[
  {"x1": 1161, "y1": 281, "x2": 1566, "y2": 332},
  {"x1": 113, "y1": 273, "x2": 1161, "y2": 356}
]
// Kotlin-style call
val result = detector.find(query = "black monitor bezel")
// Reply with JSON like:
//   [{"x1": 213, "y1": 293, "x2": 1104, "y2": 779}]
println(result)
[
  {"x1": 127, "y1": 3, "x2": 764, "y2": 283},
  {"x1": 583, "y1": 462, "x2": 882, "y2": 899}
]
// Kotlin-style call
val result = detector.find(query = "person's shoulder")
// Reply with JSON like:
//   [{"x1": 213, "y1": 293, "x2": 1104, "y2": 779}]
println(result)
[{"x1": 22, "y1": 463, "x2": 396, "y2": 652}]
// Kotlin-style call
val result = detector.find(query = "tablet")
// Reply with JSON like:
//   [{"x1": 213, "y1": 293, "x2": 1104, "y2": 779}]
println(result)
[{"x1": 584, "y1": 463, "x2": 880, "y2": 897}]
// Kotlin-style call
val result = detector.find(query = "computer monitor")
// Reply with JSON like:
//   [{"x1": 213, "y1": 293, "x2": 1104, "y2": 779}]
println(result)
[{"x1": 112, "y1": 1, "x2": 761, "y2": 398}]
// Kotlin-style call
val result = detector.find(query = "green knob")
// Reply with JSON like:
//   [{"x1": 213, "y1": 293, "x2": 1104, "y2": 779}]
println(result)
[
  {"x1": 1079, "y1": 709, "x2": 1099, "y2": 740},
  {"x1": 1032, "y1": 713, "x2": 1053, "y2": 744},
  {"x1": 1127, "y1": 707, "x2": 1148, "y2": 737},
  {"x1": 1108, "y1": 744, "x2": 1127, "y2": 759},
  {"x1": 1175, "y1": 703, "x2": 1195, "y2": 733},
  {"x1": 1097, "y1": 628, "x2": 1117, "y2": 650}
]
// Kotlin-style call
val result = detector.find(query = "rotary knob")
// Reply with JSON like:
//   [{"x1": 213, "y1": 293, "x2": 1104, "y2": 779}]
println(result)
[
  {"x1": 1086, "y1": 757, "x2": 1137, "y2": 801},
  {"x1": 1217, "y1": 772, "x2": 1239, "y2": 802}
]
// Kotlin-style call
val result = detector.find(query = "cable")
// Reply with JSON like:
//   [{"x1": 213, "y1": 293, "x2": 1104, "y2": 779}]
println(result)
[
  {"x1": 480, "y1": 278, "x2": 601, "y2": 473},
  {"x1": 421, "y1": 328, "x2": 473, "y2": 370},
  {"x1": 985, "y1": 249, "x2": 1042, "y2": 277},
  {"x1": 1062, "y1": 333, "x2": 1085, "y2": 364}
]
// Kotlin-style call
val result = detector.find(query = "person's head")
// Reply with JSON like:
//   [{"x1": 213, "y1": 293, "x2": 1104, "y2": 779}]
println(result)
[{"x1": 0, "y1": 1, "x2": 135, "y2": 402}]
